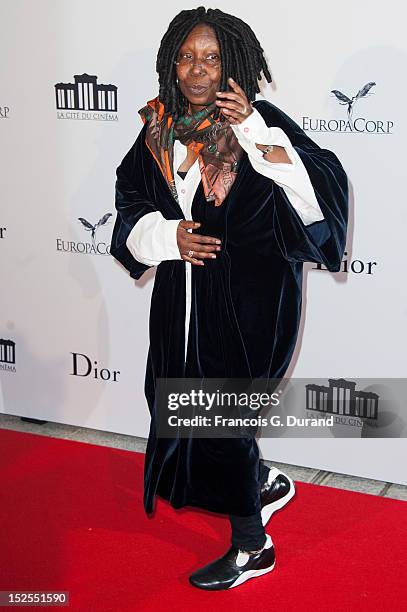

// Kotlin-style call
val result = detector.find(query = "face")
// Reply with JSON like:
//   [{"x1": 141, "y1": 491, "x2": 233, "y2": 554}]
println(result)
[{"x1": 175, "y1": 24, "x2": 222, "y2": 113}]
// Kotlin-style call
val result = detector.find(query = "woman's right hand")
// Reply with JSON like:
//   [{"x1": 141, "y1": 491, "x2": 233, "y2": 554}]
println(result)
[{"x1": 176, "y1": 220, "x2": 222, "y2": 266}]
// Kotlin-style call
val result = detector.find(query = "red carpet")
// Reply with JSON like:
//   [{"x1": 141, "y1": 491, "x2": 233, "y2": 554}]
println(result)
[{"x1": 0, "y1": 428, "x2": 406, "y2": 611}]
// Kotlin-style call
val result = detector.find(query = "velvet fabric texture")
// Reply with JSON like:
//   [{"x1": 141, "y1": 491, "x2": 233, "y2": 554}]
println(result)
[{"x1": 110, "y1": 99, "x2": 349, "y2": 517}]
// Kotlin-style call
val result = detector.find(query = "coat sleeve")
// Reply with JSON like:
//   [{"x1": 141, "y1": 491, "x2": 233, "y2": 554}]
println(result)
[
  {"x1": 230, "y1": 107, "x2": 325, "y2": 226},
  {"x1": 254, "y1": 100, "x2": 349, "y2": 272},
  {"x1": 110, "y1": 125, "x2": 161, "y2": 280}
]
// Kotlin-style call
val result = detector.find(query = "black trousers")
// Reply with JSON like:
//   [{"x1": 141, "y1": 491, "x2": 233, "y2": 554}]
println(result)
[{"x1": 229, "y1": 459, "x2": 270, "y2": 551}]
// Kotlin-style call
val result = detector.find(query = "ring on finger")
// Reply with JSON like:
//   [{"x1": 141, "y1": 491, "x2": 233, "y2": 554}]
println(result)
[{"x1": 187, "y1": 249, "x2": 194, "y2": 257}]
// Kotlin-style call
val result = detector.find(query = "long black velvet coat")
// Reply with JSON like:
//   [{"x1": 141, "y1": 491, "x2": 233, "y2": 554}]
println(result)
[{"x1": 110, "y1": 99, "x2": 348, "y2": 517}]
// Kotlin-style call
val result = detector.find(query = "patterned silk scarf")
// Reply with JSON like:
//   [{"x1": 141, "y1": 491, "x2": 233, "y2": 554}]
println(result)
[{"x1": 138, "y1": 95, "x2": 244, "y2": 207}]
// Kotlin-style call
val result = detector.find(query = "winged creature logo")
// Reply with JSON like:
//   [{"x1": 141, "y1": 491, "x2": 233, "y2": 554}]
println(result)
[
  {"x1": 78, "y1": 213, "x2": 112, "y2": 245},
  {"x1": 331, "y1": 82, "x2": 376, "y2": 119}
]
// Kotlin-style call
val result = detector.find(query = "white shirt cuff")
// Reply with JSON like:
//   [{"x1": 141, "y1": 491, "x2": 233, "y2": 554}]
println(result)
[
  {"x1": 231, "y1": 107, "x2": 325, "y2": 226},
  {"x1": 126, "y1": 211, "x2": 183, "y2": 266},
  {"x1": 232, "y1": 107, "x2": 297, "y2": 166}
]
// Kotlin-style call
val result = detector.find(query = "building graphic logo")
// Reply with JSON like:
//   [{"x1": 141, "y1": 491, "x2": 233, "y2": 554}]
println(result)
[
  {"x1": 0, "y1": 338, "x2": 16, "y2": 373},
  {"x1": 302, "y1": 80, "x2": 393, "y2": 134},
  {"x1": 55, "y1": 73, "x2": 118, "y2": 121},
  {"x1": 306, "y1": 378, "x2": 379, "y2": 420},
  {"x1": 56, "y1": 212, "x2": 112, "y2": 255}
]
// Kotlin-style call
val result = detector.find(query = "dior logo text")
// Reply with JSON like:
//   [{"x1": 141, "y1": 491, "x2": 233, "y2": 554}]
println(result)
[
  {"x1": 312, "y1": 252, "x2": 377, "y2": 274},
  {"x1": 70, "y1": 352, "x2": 120, "y2": 382}
]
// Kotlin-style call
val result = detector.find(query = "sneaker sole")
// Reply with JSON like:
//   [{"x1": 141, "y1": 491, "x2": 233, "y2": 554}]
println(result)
[
  {"x1": 261, "y1": 476, "x2": 296, "y2": 527},
  {"x1": 229, "y1": 561, "x2": 276, "y2": 588}
]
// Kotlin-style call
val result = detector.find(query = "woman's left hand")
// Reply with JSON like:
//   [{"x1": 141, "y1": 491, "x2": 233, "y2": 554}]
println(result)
[{"x1": 215, "y1": 77, "x2": 253, "y2": 124}]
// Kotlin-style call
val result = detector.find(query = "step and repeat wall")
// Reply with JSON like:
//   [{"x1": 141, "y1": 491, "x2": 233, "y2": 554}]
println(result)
[{"x1": 1, "y1": 0, "x2": 406, "y2": 484}]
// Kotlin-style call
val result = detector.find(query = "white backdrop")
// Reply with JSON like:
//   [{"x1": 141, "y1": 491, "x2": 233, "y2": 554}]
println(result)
[{"x1": 1, "y1": 0, "x2": 406, "y2": 484}]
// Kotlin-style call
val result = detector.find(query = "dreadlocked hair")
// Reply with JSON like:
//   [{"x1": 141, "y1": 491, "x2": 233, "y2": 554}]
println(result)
[{"x1": 155, "y1": 6, "x2": 272, "y2": 120}]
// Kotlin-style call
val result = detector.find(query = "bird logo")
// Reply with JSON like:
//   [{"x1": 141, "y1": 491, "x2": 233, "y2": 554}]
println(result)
[
  {"x1": 78, "y1": 213, "x2": 112, "y2": 244},
  {"x1": 331, "y1": 82, "x2": 376, "y2": 119}
]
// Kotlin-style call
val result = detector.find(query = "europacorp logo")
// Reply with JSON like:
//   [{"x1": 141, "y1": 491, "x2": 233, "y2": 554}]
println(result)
[
  {"x1": 56, "y1": 213, "x2": 112, "y2": 255},
  {"x1": 302, "y1": 81, "x2": 394, "y2": 134}
]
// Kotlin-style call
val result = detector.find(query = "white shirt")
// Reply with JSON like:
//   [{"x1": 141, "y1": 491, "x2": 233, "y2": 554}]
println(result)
[{"x1": 125, "y1": 106, "x2": 325, "y2": 360}]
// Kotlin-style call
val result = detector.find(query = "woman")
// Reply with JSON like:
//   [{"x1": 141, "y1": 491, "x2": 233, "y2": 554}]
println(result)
[{"x1": 110, "y1": 7, "x2": 348, "y2": 590}]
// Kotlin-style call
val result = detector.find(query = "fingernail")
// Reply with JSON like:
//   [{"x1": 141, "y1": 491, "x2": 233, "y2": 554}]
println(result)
[
  {"x1": 211, "y1": 254, "x2": 216, "y2": 258},
  {"x1": 216, "y1": 240, "x2": 221, "y2": 244}
]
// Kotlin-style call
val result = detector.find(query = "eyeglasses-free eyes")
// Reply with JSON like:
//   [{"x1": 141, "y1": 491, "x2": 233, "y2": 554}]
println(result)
[{"x1": 174, "y1": 53, "x2": 221, "y2": 68}]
